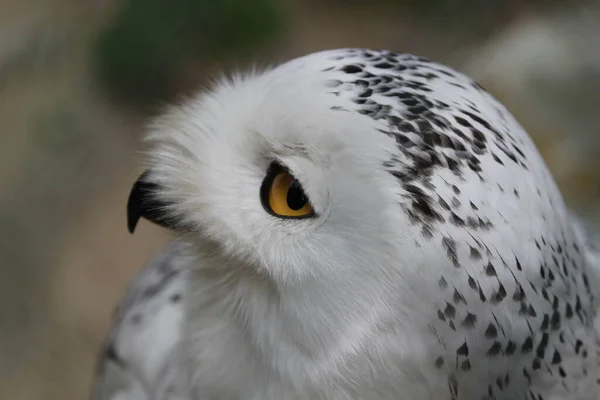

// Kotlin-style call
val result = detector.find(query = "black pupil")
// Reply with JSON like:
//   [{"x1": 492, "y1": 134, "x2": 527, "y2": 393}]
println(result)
[{"x1": 286, "y1": 180, "x2": 307, "y2": 210}]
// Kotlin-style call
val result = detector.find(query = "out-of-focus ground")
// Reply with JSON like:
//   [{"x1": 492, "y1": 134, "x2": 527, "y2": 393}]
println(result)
[{"x1": 0, "y1": 0, "x2": 598, "y2": 398}]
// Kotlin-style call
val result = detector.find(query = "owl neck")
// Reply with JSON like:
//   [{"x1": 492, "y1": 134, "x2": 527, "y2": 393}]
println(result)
[{"x1": 183, "y1": 245, "x2": 422, "y2": 387}]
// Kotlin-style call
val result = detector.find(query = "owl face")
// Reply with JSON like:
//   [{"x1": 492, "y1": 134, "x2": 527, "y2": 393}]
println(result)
[{"x1": 128, "y1": 65, "x2": 410, "y2": 284}]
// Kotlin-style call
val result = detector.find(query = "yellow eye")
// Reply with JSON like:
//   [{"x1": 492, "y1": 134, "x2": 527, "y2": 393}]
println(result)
[{"x1": 260, "y1": 163, "x2": 315, "y2": 219}]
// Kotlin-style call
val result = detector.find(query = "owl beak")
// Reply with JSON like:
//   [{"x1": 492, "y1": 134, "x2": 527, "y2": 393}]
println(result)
[{"x1": 127, "y1": 170, "x2": 183, "y2": 233}]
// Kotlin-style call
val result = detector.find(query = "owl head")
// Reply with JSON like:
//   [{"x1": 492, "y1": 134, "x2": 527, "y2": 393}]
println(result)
[{"x1": 126, "y1": 48, "x2": 554, "y2": 293}]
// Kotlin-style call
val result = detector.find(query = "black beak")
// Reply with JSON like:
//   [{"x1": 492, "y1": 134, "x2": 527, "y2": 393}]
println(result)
[{"x1": 127, "y1": 170, "x2": 183, "y2": 233}]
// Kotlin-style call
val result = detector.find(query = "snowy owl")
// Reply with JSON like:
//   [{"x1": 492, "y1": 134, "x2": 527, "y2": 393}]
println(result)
[{"x1": 92, "y1": 49, "x2": 600, "y2": 400}]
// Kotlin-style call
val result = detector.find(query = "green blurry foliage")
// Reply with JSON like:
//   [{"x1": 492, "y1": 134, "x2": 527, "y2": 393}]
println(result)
[{"x1": 93, "y1": 0, "x2": 283, "y2": 106}]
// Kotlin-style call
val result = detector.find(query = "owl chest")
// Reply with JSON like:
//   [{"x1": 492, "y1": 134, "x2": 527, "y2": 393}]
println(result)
[{"x1": 182, "y1": 313, "x2": 447, "y2": 400}]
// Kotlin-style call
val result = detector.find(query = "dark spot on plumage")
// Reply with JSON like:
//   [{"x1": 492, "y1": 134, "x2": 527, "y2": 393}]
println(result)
[
  {"x1": 467, "y1": 275, "x2": 477, "y2": 290},
  {"x1": 434, "y1": 356, "x2": 444, "y2": 368},
  {"x1": 565, "y1": 303, "x2": 573, "y2": 319},
  {"x1": 492, "y1": 153, "x2": 504, "y2": 165},
  {"x1": 450, "y1": 128, "x2": 469, "y2": 145},
  {"x1": 390, "y1": 91, "x2": 413, "y2": 100},
  {"x1": 522, "y1": 337, "x2": 533, "y2": 353},
  {"x1": 511, "y1": 143, "x2": 526, "y2": 159},
  {"x1": 469, "y1": 246, "x2": 482, "y2": 260},
  {"x1": 413, "y1": 72, "x2": 438, "y2": 80},
  {"x1": 484, "y1": 262, "x2": 497, "y2": 277},
  {"x1": 411, "y1": 197, "x2": 444, "y2": 223},
  {"x1": 575, "y1": 295, "x2": 584, "y2": 322},
  {"x1": 457, "y1": 341, "x2": 469, "y2": 356},
  {"x1": 536, "y1": 333, "x2": 549, "y2": 359},
  {"x1": 467, "y1": 157, "x2": 482, "y2": 173},
  {"x1": 341, "y1": 64, "x2": 363, "y2": 74},
  {"x1": 442, "y1": 237, "x2": 459, "y2": 267},
  {"x1": 436, "y1": 69, "x2": 455, "y2": 78},
  {"x1": 392, "y1": 132, "x2": 412, "y2": 146},
  {"x1": 512, "y1": 285, "x2": 526, "y2": 302},
  {"x1": 541, "y1": 288, "x2": 549, "y2": 301},
  {"x1": 421, "y1": 224, "x2": 434, "y2": 239},
  {"x1": 449, "y1": 320, "x2": 456, "y2": 331},
  {"x1": 486, "y1": 341, "x2": 502, "y2": 357},
  {"x1": 551, "y1": 349, "x2": 562, "y2": 365},
  {"x1": 445, "y1": 156, "x2": 461, "y2": 175},
  {"x1": 448, "y1": 374, "x2": 459, "y2": 398},
  {"x1": 359, "y1": 89, "x2": 373, "y2": 98},
  {"x1": 561, "y1": 260, "x2": 569, "y2": 277},
  {"x1": 462, "y1": 110, "x2": 493, "y2": 131},
  {"x1": 490, "y1": 283, "x2": 507, "y2": 304},
  {"x1": 523, "y1": 368, "x2": 532, "y2": 384},
  {"x1": 402, "y1": 98, "x2": 419, "y2": 107},
  {"x1": 540, "y1": 265, "x2": 546, "y2": 280},
  {"x1": 485, "y1": 323, "x2": 498, "y2": 339},
  {"x1": 532, "y1": 358, "x2": 541, "y2": 370},
  {"x1": 496, "y1": 377, "x2": 504, "y2": 390},
  {"x1": 478, "y1": 286, "x2": 487, "y2": 302},
  {"x1": 450, "y1": 212, "x2": 465, "y2": 227},
  {"x1": 461, "y1": 312, "x2": 477, "y2": 328},
  {"x1": 444, "y1": 302, "x2": 456, "y2": 319},
  {"x1": 454, "y1": 116, "x2": 472, "y2": 128},
  {"x1": 527, "y1": 304, "x2": 537, "y2": 317},
  {"x1": 471, "y1": 129, "x2": 487, "y2": 146},
  {"x1": 467, "y1": 216, "x2": 479, "y2": 229},
  {"x1": 529, "y1": 280, "x2": 538, "y2": 294},
  {"x1": 453, "y1": 288, "x2": 467, "y2": 304},
  {"x1": 558, "y1": 367, "x2": 566, "y2": 377},
  {"x1": 438, "y1": 276, "x2": 448, "y2": 289},
  {"x1": 515, "y1": 257, "x2": 522, "y2": 271},
  {"x1": 408, "y1": 105, "x2": 428, "y2": 115},
  {"x1": 330, "y1": 106, "x2": 348, "y2": 111},
  {"x1": 437, "y1": 309, "x2": 446, "y2": 322},
  {"x1": 550, "y1": 311, "x2": 561, "y2": 330},
  {"x1": 540, "y1": 314, "x2": 549, "y2": 331},
  {"x1": 438, "y1": 196, "x2": 451, "y2": 211},
  {"x1": 505, "y1": 341, "x2": 516, "y2": 355},
  {"x1": 487, "y1": 385, "x2": 496, "y2": 399},
  {"x1": 451, "y1": 197, "x2": 461, "y2": 208},
  {"x1": 497, "y1": 145, "x2": 518, "y2": 163},
  {"x1": 460, "y1": 359, "x2": 471, "y2": 371}
]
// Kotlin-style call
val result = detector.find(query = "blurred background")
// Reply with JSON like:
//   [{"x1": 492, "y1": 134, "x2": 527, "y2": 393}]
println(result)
[{"x1": 0, "y1": 0, "x2": 599, "y2": 398}]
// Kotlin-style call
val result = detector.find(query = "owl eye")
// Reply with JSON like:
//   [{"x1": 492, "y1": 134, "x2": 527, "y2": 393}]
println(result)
[{"x1": 260, "y1": 162, "x2": 315, "y2": 219}]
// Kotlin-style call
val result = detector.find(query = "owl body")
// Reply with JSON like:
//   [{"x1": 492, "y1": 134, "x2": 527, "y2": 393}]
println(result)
[{"x1": 94, "y1": 49, "x2": 600, "y2": 400}]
